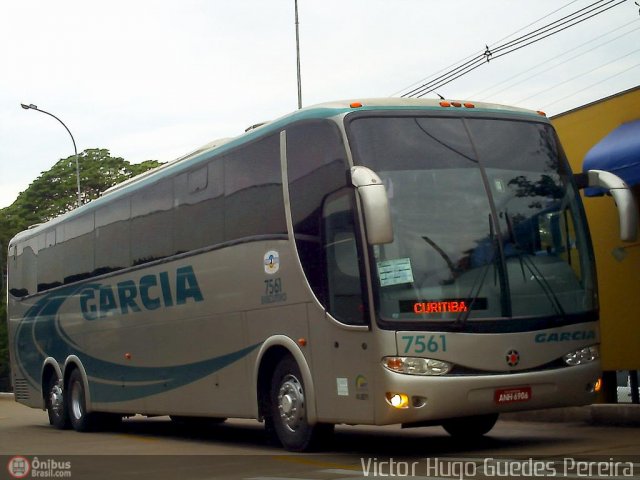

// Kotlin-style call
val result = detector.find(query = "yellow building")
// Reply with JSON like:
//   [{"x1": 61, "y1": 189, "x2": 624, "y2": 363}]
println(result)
[{"x1": 552, "y1": 85, "x2": 640, "y2": 400}]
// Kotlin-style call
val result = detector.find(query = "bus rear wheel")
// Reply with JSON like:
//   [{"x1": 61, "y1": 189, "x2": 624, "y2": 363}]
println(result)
[
  {"x1": 442, "y1": 413, "x2": 499, "y2": 438},
  {"x1": 45, "y1": 375, "x2": 69, "y2": 429},
  {"x1": 66, "y1": 369, "x2": 101, "y2": 432},
  {"x1": 268, "y1": 356, "x2": 332, "y2": 451}
]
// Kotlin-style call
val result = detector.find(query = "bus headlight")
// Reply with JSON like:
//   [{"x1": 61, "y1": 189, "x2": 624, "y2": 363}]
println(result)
[
  {"x1": 383, "y1": 356, "x2": 452, "y2": 376},
  {"x1": 563, "y1": 345, "x2": 599, "y2": 366}
]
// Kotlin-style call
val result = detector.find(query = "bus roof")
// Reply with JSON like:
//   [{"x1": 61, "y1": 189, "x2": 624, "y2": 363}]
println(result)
[{"x1": 10, "y1": 98, "x2": 545, "y2": 245}]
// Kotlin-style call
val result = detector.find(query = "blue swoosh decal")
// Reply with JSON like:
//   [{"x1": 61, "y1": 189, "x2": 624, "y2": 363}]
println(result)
[{"x1": 15, "y1": 284, "x2": 261, "y2": 402}]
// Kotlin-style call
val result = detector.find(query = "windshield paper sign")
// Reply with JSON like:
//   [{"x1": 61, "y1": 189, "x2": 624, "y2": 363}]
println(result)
[{"x1": 378, "y1": 258, "x2": 414, "y2": 287}]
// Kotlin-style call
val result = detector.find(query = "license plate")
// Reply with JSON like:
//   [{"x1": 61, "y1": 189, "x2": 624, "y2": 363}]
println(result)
[{"x1": 494, "y1": 386, "x2": 532, "y2": 404}]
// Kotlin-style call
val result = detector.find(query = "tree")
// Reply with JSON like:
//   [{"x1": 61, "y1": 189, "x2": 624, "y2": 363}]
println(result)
[
  {"x1": 0, "y1": 149, "x2": 162, "y2": 391},
  {"x1": 7, "y1": 148, "x2": 162, "y2": 223}
]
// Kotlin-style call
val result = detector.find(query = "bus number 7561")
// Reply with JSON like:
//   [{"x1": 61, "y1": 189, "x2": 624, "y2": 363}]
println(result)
[{"x1": 401, "y1": 335, "x2": 447, "y2": 354}]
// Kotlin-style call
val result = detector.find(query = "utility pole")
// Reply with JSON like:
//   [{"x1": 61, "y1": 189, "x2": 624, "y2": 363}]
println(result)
[{"x1": 295, "y1": 0, "x2": 302, "y2": 109}]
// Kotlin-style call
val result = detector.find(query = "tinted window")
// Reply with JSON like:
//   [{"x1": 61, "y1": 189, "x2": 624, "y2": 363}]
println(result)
[
  {"x1": 348, "y1": 115, "x2": 595, "y2": 326},
  {"x1": 224, "y1": 134, "x2": 286, "y2": 241},
  {"x1": 95, "y1": 196, "x2": 131, "y2": 276},
  {"x1": 131, "y1": 179, "x2": 173, "y2": 265},
  {"x1": 37, "y1": 230, "x2": 62, "y2": 291},
  {"x1": 174, "y1": 160, "x2": 224, "y2": 253},
  {"x1": 62, "y1": 214, "x2": 95, "y2": 284},
  {"x1": 286, "y1": 120, "x2": 353, "y2": 312},
  {"x1": 323, "y1": 189, "x2": 367, "y2": 325}
]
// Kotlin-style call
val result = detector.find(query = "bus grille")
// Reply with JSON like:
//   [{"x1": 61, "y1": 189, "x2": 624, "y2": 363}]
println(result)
[
  {"x1": 449, "y1": 358, "x2": 567, "y2": 376},
  {"x1": 13, "y1": 379, "x2": 31, "y2": 401}
]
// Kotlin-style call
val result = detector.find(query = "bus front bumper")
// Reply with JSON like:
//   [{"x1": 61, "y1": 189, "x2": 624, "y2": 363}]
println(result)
[{"x1": 375, "y1": 362, "x2": 600, "y2": 426}]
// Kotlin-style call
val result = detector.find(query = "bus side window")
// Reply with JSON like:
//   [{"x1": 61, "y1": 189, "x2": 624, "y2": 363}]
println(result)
[
  {"x1": 224, "y1": 134, "x2": 286, "y2": 241},
  {"x1": 62, "y1": 213, "x2": 95, "y2": 284},
  {"x1": 131, "y1": 179, "x2": 173, "y2": 265},
  {"x1": 95, "y1": 196, "x2": 131, "y2": 276},
  {"x1": 174, "y1": 160, "x2": 224, "y2": 253},
  {"x1": 323, "y1": 189, "x2": 367, "y2": 325}
]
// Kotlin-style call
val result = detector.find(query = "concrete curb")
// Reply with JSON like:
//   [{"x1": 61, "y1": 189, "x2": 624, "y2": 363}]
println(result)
[{"x1": 503, "y1": 404, "x2": 640, "y2": 426}]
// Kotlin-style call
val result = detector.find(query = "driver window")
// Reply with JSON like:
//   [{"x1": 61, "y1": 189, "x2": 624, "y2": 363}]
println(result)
[{"x1": 323, "y1": 189, "x2": 367, "y2": 325}]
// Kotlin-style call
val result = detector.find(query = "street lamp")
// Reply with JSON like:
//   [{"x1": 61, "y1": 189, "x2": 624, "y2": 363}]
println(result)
[{"x1": 21, "y1": 103, "x2": 82, "y2": 208}]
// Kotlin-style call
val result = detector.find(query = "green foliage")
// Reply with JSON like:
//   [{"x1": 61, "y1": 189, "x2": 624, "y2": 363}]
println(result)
[
  {"x1": 0, "y1": 148, "x2": 162, "y2": 391},
  {"x1": 0, "y1": 302, "x2": 8, "y2": 392},
  {"x1": 7, "y1": 148, "x2": 162, "y2": 223}
]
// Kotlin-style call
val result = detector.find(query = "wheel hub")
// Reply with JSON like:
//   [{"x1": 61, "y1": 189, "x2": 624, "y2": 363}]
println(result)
[
  {"x1": 277, "y1": 374, "x2": 305, "y2": 432},
  {"x1": 49, "y1": 382, "x2": 64, "y2": 416},
  {"x1": 70, "y1": 380, "x2": 83, "y2": 421}
]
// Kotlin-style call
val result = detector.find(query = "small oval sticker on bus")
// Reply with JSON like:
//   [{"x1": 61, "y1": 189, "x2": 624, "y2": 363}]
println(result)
[{"x1": 264, "y1": 250, "x2": 280, "y2": 275}]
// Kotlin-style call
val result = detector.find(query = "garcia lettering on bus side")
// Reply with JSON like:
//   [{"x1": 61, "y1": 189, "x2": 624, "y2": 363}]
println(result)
[{"x1": 80, "y1": 265, "x2": 204, "y2": 321}]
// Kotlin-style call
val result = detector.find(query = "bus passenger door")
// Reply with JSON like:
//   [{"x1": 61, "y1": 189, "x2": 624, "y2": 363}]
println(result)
[{"x1": 310, "y1": 189, "x2": 375, "y2": 424}]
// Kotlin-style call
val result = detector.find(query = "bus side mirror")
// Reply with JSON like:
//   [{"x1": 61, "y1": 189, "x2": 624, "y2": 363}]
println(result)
[
  {"x1": 583, "y1": 169, "x2": 638, "y2": 242},
  {"x1": 350, "y1": 166, "x2": 394, "y2": 245}
]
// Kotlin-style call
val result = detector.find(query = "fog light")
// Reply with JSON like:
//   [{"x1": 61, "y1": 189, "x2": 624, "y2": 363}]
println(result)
[
  {"x1": 386, "y1": 392, "x2": 409, "y2": 409},
  {"x1": 412, "y1": 395, "x2": 427, "y2": 408},
  {"x1": 382, "y1": 357, "x2": 452, "y2": 376},
  {"x1": 563, "y1": 345, "x2": 599, "y2": 366}
]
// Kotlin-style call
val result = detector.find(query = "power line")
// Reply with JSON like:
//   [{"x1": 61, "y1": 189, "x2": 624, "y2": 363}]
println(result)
[
  {"x1": 514, "y1": 47, "x2": 640, "y2": 104},
  {"x1": 540, "y1": 61, "x2": 640, "y2": 109},
  {"x1": 399, "y1": 0, "x2": 628, "y2": 98},
  {"x1": 488, "y1": 0, "x2": 627, "y2": 61},
  {"x1": 485, "y1": 0, "x2": 620, "y2": 58},
  {"x1": 473, "y1": 19, "x2": 640, "y2": 100},
  {"x1": 408, "y1": 0, "x2": 628, "y2": 98},
  {"x1": 390, "y1": 0, "x2": 582, "y2": 97},
  {"x1": 401, "y1": 0, "x2": 612, "y2": 97}
]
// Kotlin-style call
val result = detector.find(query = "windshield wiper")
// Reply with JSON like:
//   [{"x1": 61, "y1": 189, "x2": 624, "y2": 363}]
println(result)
[
  {"x1": 454, "y1": 214, "x2": 498, "y2": 328},
  {"x1": 504, "y1": 210, "x2": 567, "y2": 320}
]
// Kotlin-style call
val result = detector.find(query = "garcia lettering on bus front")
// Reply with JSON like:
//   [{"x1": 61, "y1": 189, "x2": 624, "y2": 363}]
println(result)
[
  {"x1": 80, "y1": 265, "x2": 204, "y2": 321},
  {"x1": 534, "y1": 330, "x2": 596, "y2": 343}
]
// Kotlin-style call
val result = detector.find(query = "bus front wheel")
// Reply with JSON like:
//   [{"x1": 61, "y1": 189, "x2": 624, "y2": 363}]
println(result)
[
  {"x1": 441, "y1": 413, "x2": 499, "y2": 438},
  {"x1": 268, "y1": 356, "x2": 332, "y2": 451}
]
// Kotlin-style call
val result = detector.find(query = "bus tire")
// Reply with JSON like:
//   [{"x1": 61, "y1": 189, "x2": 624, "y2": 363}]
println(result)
[
  {"x1": 269, "y1": 356, "x2": 332, "y2": 451},
  {"x1": 66, "y1": 368, "x2": 99, "y2": 432},
  {"x1": 45, "y1": 375, "x2": 69, "y2": 429},
  {"x1": 442, "y1": 413, "x2": 499, "y2": 438}
]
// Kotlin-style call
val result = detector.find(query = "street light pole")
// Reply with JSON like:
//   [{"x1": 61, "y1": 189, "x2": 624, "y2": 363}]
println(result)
[
  {"x1": 294, "y1": 0, "x2": 302, "y2": 109},
  {"x1": 21, "y1": 103, "x2": 82, "y2": 208}
]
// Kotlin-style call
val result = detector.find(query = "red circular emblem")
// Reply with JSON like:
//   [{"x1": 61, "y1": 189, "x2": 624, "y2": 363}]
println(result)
[{"x1": 506, "y1": 349, "x2": 520, "y2": 367}]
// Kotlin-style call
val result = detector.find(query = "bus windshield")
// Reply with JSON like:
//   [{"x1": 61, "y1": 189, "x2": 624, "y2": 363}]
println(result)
[{"x1": 347, "y1": 113, "x2": 596, "y2": 328}]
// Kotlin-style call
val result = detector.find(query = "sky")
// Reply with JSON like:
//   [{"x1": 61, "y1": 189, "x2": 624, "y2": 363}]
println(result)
[{"x1": 1, "y1": 0, "x2": 639, "y2": 209}]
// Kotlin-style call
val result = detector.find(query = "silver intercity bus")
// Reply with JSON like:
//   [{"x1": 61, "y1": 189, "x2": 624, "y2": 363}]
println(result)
[{"x1": 7, "y1": 99, "x2": 637, "y2": 451}]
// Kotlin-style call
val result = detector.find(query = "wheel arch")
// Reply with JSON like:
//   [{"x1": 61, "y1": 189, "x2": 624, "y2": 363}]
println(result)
[
  {"x1": 254, "y1": 335, "x2": 317, "y2": 425},
  {"x1": 62, "y1": 356, "x2": 93, "y2": 413}
]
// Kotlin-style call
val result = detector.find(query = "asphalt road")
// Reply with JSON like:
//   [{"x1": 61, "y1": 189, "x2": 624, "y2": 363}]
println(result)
[{"x1": 1, "y1": 396, "x2": 639, "y2": 479}]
